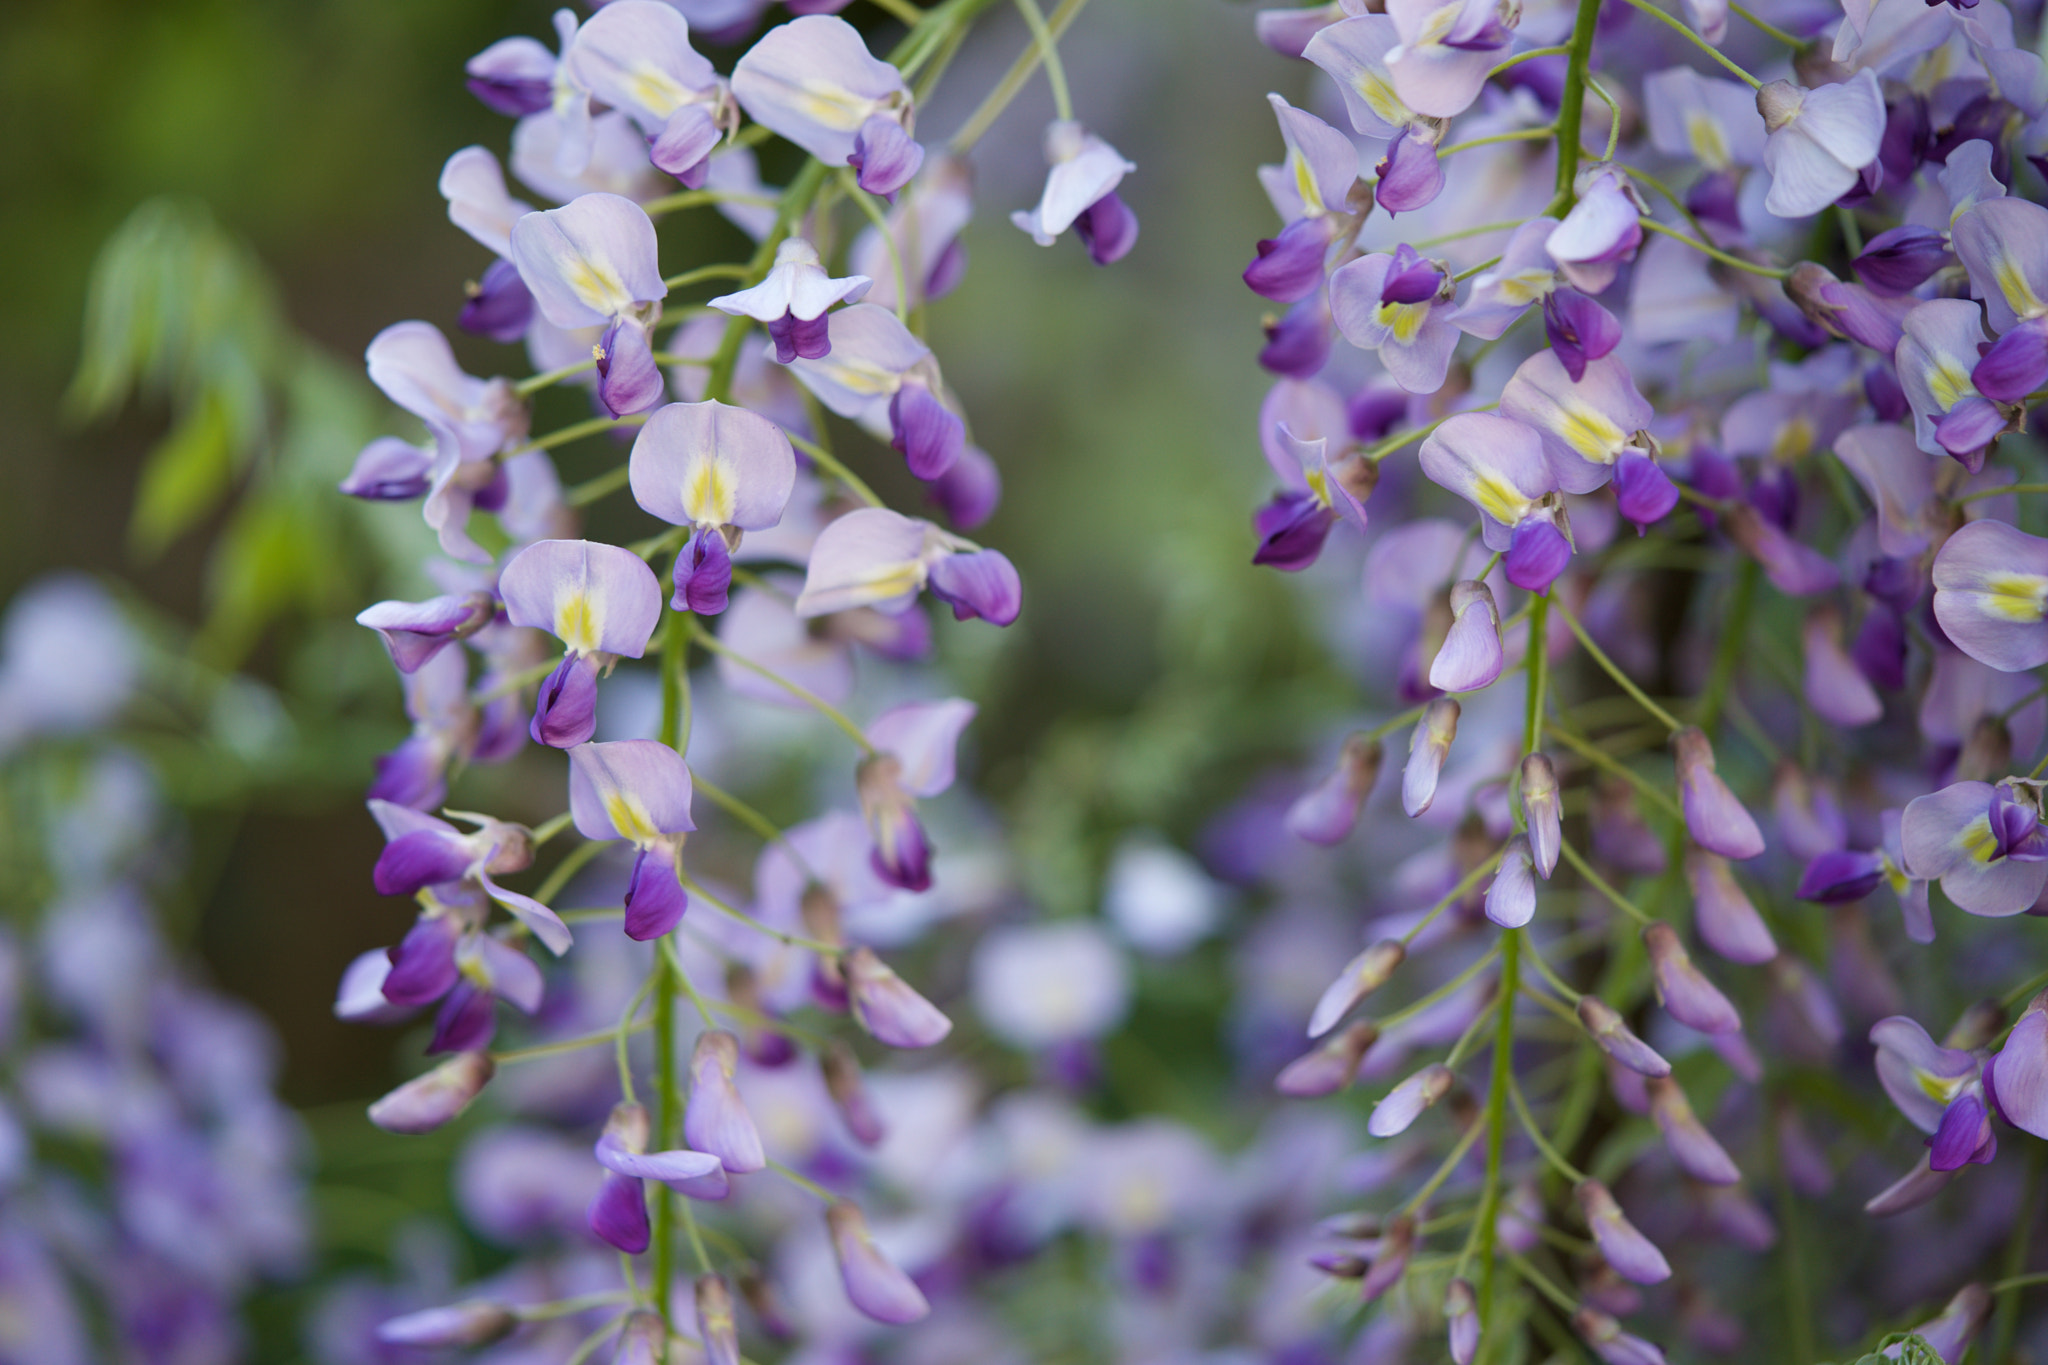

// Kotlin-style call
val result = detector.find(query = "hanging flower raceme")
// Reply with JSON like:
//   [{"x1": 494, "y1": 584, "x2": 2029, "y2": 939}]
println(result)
[
  {"x1": 499, "y1": 538, "x2": 664, "y2": 747},
  {"x1": 510, "y1": 192, "x2": 669, "y2": 416},
  {"x1": 628, "y1": 399, "x2": 798, "y2": 614}
]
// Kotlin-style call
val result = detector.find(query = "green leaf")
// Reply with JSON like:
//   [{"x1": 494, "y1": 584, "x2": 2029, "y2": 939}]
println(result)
[
  {"x1": 198, "y1": 489, "x2": 342, "y2": 667},
  {"x1": 129, "y1": 392, "x2": 235, "y2": 559}
]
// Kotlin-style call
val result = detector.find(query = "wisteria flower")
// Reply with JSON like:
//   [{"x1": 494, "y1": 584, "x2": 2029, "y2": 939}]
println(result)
[
  {"x1": 1931, "y1": 520, "x2": 2048, "y2": 672},
  {"x1": 709, "y1": 239, "x2": 870, "y2": 363},
  {"x1": 628, "y1": 399, "x2": 798, "y2": 613},
  {"x1": 1756, "y1": 72, "x2": 1885, "y2": 218},
  {"x1": 1383, "y1": 0, "x2": 1514, "y2": 119},
  {"x1": 563, "y1": 1, "x2": 734, "y2": 186},
  {"x1": 1330, "y1": 245, "x2": 1459, "y2": 393},
  {"x1": 368, "y1": 799, "x2": 573, "y2": 955},
  {"x1": 851, "y1": 154, "x2": 975, "y2": 311},
  {"x1": 1901, "y1": 778, "x2": 2048, "y2": 915},
  {"x1": 1953, "y1": 197, "x2": 2048, "y2": 402},
  {"x1": 1245, "y1": 95, "x2": 1361, "y2": 302},
  {"x1": 730, "y1": 16, "x2": 923, "y2": 196},
  {"x1": 856, "y1": 697, "x2": 975, "y2": 891},
  {"x1": 1545, "y1": 167, "x2": 1642, "y2": 295},
  {"x1": 782, "y1": 303, "x2": 963, "y2": 479},
  {"x1": 499, "y1": 538, "x2": 664, "y2": 747},
  {"x1": 509, "y1": 192, "x2": 668, "y2": 416},
  {"x1": 1417, "y1": 413, "x2": 1574, "y2": 592},
  {"x1": 569, "y1": 739, "x2": 697, "y2": 940},
  {"x1": 795, "y1": 506, "x2": 1020, "y2": 625},
  {"x1": 589, "y1": 1101, "x2": 725, "y2": 1251},
  {"x1": 1874, "y1": 1016, "x2": 1996, "y2": 1170},
  {"x1": 1451, "y1": 218, "x2": 1558, "y2": 340},
  {"x1": 1499, "y1": 350, "x2": 1654, "y2": 495},
  {"x1": 1012, "y1": 120, "x2": 1138, "y2": 264}
]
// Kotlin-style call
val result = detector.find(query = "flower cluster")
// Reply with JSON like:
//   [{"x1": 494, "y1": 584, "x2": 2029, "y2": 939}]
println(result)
[
  {"x1": 0, "y1": 577, "x2": 307, "y2": 1363},
  {"x1": 330, "y1": 1, "x2": 1141, "y2": 1358},
  {"x1": 1235, "y1": 0, "x2": 2048, "y2": 1356}
]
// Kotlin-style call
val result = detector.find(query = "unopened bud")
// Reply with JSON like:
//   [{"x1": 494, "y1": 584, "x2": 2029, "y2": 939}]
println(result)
[
  {"x1": 1946, "y1": 999, "x2": 2006, "y2": 1051},
  {"x1": 1368, "y1": 1063, "x2": 1453, "y2": 1137},
  {"x1": 1520, "y1": 752, "x2": 1560, "y2": 878},
  {"x1": 377, "y1": 1301, "x2": 516, "y2": 1348},
  {"x1": 1307, "y1": 939, "x2": 1406, "y2": 1038},
  {"x1": 1755, "y1": 79, "x2": 1804, "y2": 131},
  {"x1": 695, "y1": 1276, "x2": 740, "y2": 1365},
  {"x1": 1286, "y1": 733, "x2": 1385, "y2": 845},
  {"x1": 1445, "y1": 1278, "x2": 1479, "y2": 1365},
  {"x1": 1275, "y1": 1021, "x2": 1380, "y2": 1097},
  {"x1": 1403, "y1": 698, "x2": 1461, "y2": 816},
  {"x1": 368, "y1": 1051, "x2": 494, "y2": 1134},
  {"x1": 1577, "y1": 996, "x2": 1671, "y2": 1076},
  {"x1": 1359, "y1": 1213, "x2": 1415, "y2": 1302},
  {"x1": 824, "y1": 1039, "x2": 886, "y2": 1146},
  {"x1": 1644, "y1": 922, "x2": 1742, "y2": 1034}
]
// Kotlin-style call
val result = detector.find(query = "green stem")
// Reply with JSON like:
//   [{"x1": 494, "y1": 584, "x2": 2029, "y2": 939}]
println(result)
[
  {"x1": 1509, "y1": 1074, "x2": 1589, "y2": 1183},
  {"x1": 491, "y1": 1019, "x2": 652, "y2": 1064},
  {"x1": 687, "y1": 619, "x2": 877, "y2": 752},
  {"x1": 641, "y1": 186, "x2": 781, "y2": 217},
  {"x1": 662, "y1": 263, "x2": 753, "y2": 289},
  {"x1": 1524, "y1": 593, "x2": 1551, "y2": 758},
  {"x1": 1614, "y1": 0, "x2": 1765, "y2": 85},
  {"x1": 1638, "y1": 217, "x2": 1791, "y2": 278},
  {"x1": 1552, "y1": 594, "x2": 1683, "y2": 732},
  {"x1": 693, "y1": 774, "x2": 816, "y2": 876},
  {"x1": 1474, "y1": 929, "x2": 1523, "y2": 1359},
  {"x1": 871, "y1": 0, "x2": 927, "y2": 23},
  {"x1": 1544, "y1": 721, "x2": 1685, "y2": 821},
  {"x1": 1402, "y1": 847, "x2": 1510, "y2": 945},
  {"x1": 515, "y1": 359, "x2": 598, "y2": 395},
  {"x1": 1377, "y1": 942, "x2": 1503, "y2": 1030},
  {"x1": 567, "y1": 464, "x2": 632, "y2": 509},
  {"x1": 532, "y1": 839, "x2": 610, "y2": 907},
  {"x1": 1557, "y1": 839, "x2": 1656, "y2": 924},
  {"x1": 839, "y1": 171, "x2": 911, "y2": 321},
  {"x1": 1552, "y1": 0, "x2": 1605, "y2": 201},
  {"x1": 519, "y1": 413, "x2": 647, "y2": 456},
  {"x1": 1959, "y1": 481, "x2": 2048, "y2": 504},
  {"x1": 1398, "y1": 1120, "x2": 1487, "y2": 1214},
  {"x1": 785, "y1": 430, "x2": 885, "y2": 507},
  {"x1": 1012, "y1": 0, "x2": 1073, "y2": 121},
  {"x1": 769, "y1": 1158, "x2": 839, "y2": 1202},
  {"x1": 1766, "y1": 1084, "x2": 1816, "y2": 1365},
  {"x1": 950, "y1": 0, "x2": 1089, "y2": 151},
  {"x1": 1487, "y1": 45, "x2": 1570, "y2": 78},
  {"x1": 1438, "y1": 127, "x2": 1558, "y2": 159},
  {"x1": 1730, "y1": 0, "x2": 1802, "y2": 43},
  {"x1": 650, "y1": 952, "x2": 677, "y2": 1332}
]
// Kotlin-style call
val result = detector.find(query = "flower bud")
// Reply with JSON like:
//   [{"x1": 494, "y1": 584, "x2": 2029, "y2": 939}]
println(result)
[
  {"x1": 1576, "y1": 996, "x2": 1670, "y2": 1077},
  {"x1": 377, "y1": 1301, "x2": 516, "y2": 1348},
  {"x1": 1646, "y1": 1075, "x2": 1741, "y2": 1184},
  {"x1": 1865, "y1": 1153, "x2": 1956, "y2": 1216},
  {"x1": 826, "y1": 1201, "x2": 931, "y2": 1324},
  {"x1": 1307, "y1": 939, "x2": 1406, "y2": 1038},
  {"x1": 1368, "y1": 1063, "x2": 1454, "y2": 1137},
  {"x1": 1683, "y1": 851, "x2": 1777, "y2": 964},
  {"x1": 1520, "y1": 753, "x2": 1560, "y2": 878},
  {"x1": 1445, "y1": 1278, "x2": 1479, "y2": 1365},
  {"x1": 1359, "y1": 1212, "x2": 1415, "y2": 1302},
  {"x1": 1672, "y1": 727, "x2": 1765, "y2": 860},
  {"x1": 367, "y1": 1050, "x2": 494, "y2": 1134},
  {"x1": 1275, "y1": 1021, "x2": 1379, "y2": 1097},
  {"x1": 614, "y1": 1312, "x2": 667, "y2": 1365},
  {"x1": 725, "y1": 962, "x2": 797, "y2": 1067},
  {"x1": 695, "y1": 1276, "x2": 740, "y2": 1365},
  {"x1": 686, "y1": 1030, "x2": 765, "y2": 1173},
  {"x1": 845, "y1": 946, "x2": 953, "y2": 1048},
  {"x1": 1803, "y1": 605, "x2": 1883, "y2": 728},
  {"x1": 823, "y1": 1039, "x2": 886, "y2": 1146},
  {"x1": 1577, "y1": 1180, "x2": 1671, "y2": 1285},
  {"x1": 856, "y1": 754, "x2": 933, "y2": 892},
  {"x1": 1403, "y1": 698, "x2": 1461, "y2": 816},
  {"x1": 1910, "y1": 1283, "x2": 1993, "y2": 1363},
  {"x1": 1485, "y1": 836, "x2": 1537, "y2": 928},
  {"x1": 1643, "y1": 921, "x2": 1741, "y2": 1034},
  {"x1": 1310, "y1": 1251, "x2": 1369, "y2": 1278},
  {"x1": 1286, "y1": 733, "x2": 1384, "y2": 845},
  {"x1": 1429, "y1": 581, "x2": 1504, "y2": 693},
  {"x1": 1574, "y1": 1306, "x2": 1669, "y2": 1365},
  {"x1": 1947, "y1": 999, "x2": 2006, "y2": 1051}
]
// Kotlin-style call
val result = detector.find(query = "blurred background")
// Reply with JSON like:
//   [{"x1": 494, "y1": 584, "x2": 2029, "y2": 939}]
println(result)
[{"x1": 0, "y1": 0, "x2": 1362, "y2": 1353}]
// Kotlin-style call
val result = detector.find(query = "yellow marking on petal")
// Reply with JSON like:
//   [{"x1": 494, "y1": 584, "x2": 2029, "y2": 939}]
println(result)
[
  {"x1": 1959, "y1": 814, "x2": 2000, "y2": 865},
  {"x1": 1769, "y1": 415, "x2": 1815, "y2": 462},
  {"x1": 1555, "y1": 401, "x2": 1625, "y2": 462},
  {"x1": 683, "y1": 455, "x2": 739, "y2": 527},
  {"x1": 1496, "y1": 271, "x2": 1554, "y2": 306},
  {"x1": 1307, "y1": 465, "x2": 1332, "y2": 509},
  {"x1": 798, "y1": 80, "x2": 874, "y2": 133},
  {"x1": 1376, "y1": 299, "x2": 1430, "y2": 344},
  {"x1": 1684, "y1": 112, "x2": 1730, "y2": 171},
  {"x1": 1995, "y1": 253, "x2": 2048, "y2": 321},
  {"x1": 556, "y1": 591, "x2": 601, "y2": 655},
  {"x1": 1916, "y1": 1070, "x2": 1965, "y2": 1104},
  {"x1": 1928, "y1": 360, "x2": 1974, "y2": 411},
  {"x1": 565, "y1": 257, "x2": 630, "y2": 316},
  {"x1": 1355, "y1": 73, "x2": 1412, "y2": 129},
  {"x1": 1473, "y1": 471, "x2": 1532, "y2": 526},
  {"x1": 1979, "y1": 573, "x2": 2048, "y2": 622},
  {"x1": 625, "y1": 66, "x2": 690, "y2": 118},
  {"x1": 1292, "y1": 150, "x2": 1325, "y2": 217},
  {"x1": 605, "y1": 792, "x2": 661, "y2": 846}
]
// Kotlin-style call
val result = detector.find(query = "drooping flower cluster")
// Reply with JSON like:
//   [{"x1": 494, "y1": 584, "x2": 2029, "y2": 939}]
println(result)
[
  {"x1": 331, "y1": 2, "x2": 1143, "y2": 1358},
  {"x1": 0, "y1": 577, "x2": 308, "y2": 1363},
  {"x1": 1234, "y1": 0, "x2": 2048, "y2": 1356}
]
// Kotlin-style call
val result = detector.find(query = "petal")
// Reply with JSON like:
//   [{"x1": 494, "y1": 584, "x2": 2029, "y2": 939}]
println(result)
[
  {"x1": 867, "y1": 698, "x2": 976, "y2": 797},
  {"x1": 568, "y1": 739, "x2": 696, "y2": 843},
  {"x1": 629, "y1": 399, "x2": 799, "y2": 531},
  {"x1": 500, "y1": 538, "x2": 664, "y2": 657},
  {"x1": 1931, "y1": 521, "x2": 2048, "y2": 671},
  {"x1": 510, "y1": 192, "x2": 667, "y2": 328},
  {"x1": 794, "y1": 507, "x2": 930, "y2": 617}
]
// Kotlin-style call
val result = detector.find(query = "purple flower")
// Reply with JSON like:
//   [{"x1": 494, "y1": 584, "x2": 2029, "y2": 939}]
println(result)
[
  {"x1": 509, "y1": 193, "x2": 668, "y2": 416},
  {"x1": 1485, "y1": 837, "x2": 1537, "y2": 928},
  {"x1": 440, "y1": 146, "x2": 533, "y2": 261},
  {"x1": 628, "y1": 399, "x2": 799, "y2": 612},
  {"x1": 730, "y1": 16, "x2": 923, "y2": 196},
  {"x1": 466, "y1": 11, "x2": 573, "y2": 118},
  {"x1": 710, "y1": 239, "x2": 870, "y2": 363},
  {"x1": 695, "y1": 1278, "x2": 740, "y2": 1365},
  {"x1": 1417, "y1": 414, "x2": 1574, "y2": 593},
  {"x1": 1578, "y1": 996, "x2": 1671, "y2": 1076},
  {"x1": 1646, "y1": 1075, "x2": 1741, "y2": 1184},
  {"x1": 367, "y1": 1051, "x2": 495, "y2": 1135},
  {"x1": 1244, "y1": 96, "x2": 1361, "y2": 302},
  {"x1": 1854, "y1": 224, "x2": 1950, "y2": 295},
  {"x1": 1013, "y1": 121, "x2": 1137, "y2": 256},
  {"x1": 340, "y1": 437, "x2": 436, "y2": 501},
  {"x1": 1451, "y1": 218, "x2": 1560, "y2": 340},
  {"x1": 1330, "y1": 245, "x2": 1459, "y2": 393},
  {"x1": 1895, "y1": 300, "x2": 2014, "y2": 468},
  {"x1": 1872, "y1": 1016, "x2": 1997, "y2": 1170},
  {"x1": 499, "y1": 538, "x2": 664, "y2": 746},
  {"x1": 377, "y1": 1298, "x2": 515, "y2": 1348},
  {"x1": 1287, "y1": 733, "x2": 1384, "y2": 845},
  {"x1": 590, "y1": 1101, "x2": 725, "y2": 1251},
  {"x1": 796, "y1": 506, "x2": 1020, "y2": 626},
  {"x1": 1577, "y1": 1180, "x2": 1671, "y2": 1285},
  {"x1": 781, "y1": 303, "x2": 965, "y2": 479},
  {"x1": 564, "y1": 1, "x2": 734, "y2": 185},
  {"x1": 1543, "y1": 289, "x2": 1623, "y2": 382},
  {"x1": 1374, "y1": 127, "x2": 1444, "y2": 213},
  {"x1": 1684, "y1": 850, "x2": 1777, "y2": 963},
  {"x1": 845, "y1": 946, "x2": 953, "y2": 1047},
  {"x1": 1401, "y1": 696, "x2": 1460, "y2": 815},
  {"x1": 1575, "y1": 1307, "x2": 1667, "y2": 1365},
  {"x1": 1643, "y1": 67, "x2": 1766, "y2": 173},
  {"x1": 1368, "y1": 1062, "x2": 1453, "y2": 1136},
  {"x1": 1932, "y1": 520, "x2": 2048, "y2": 673},
  {"x1": 1430, "y1": 579, "x2": 1504, "y2": 693},
  {"x1": 1545, "y1": 169, "x2": 1642, "y2": 295},
  {"x1": 856, "y1": 697, "x2": 974, "y2": 891},
  {"x1": 1307, "y1": 939, "x2": 1406, "y2": 1037},
  {"x1": 1901, "y1": 779, "x2": 2048, "y2": 916},
  {"x1": 1644, "y1": 921, "x2": 1742, "y2": 1034},
  {"x1": 368, "y1": 798, "x2": 574, "y2": 954},
  {"x1": 1756, "y1": 72, "x2": 1885, "y2": 217},
  {"x1": 851, "y1": 155, "x2": 974, "y2": 311},
  {"x1": 1303, "y1": 15, "x2": 1415, "y2": 139},
  {"x1": 1953, "y1": 197, "x2": 2048, "y2": 346},
  {"x1": 1500, "y1": 350, "x2": 1653, "y2": 495},
  {"x1": 826, "y1": 1200, "x2": 930, "y2": 1323},
  {"x1": 354, "y1": 593, "x2": 497, "y2": 675},
  {"x1": 684, "y1": 1030, "x2": 764, "y2": 1173},
  {"x1": 1989, "y1": 992, "x2": 2048, "y2": 1139},
  {"x1": 1275, "y1": 1020, "x2": 1380, "y2": 1096},
  {"x1": 568, "y1": 739, "x2": 696, "y2": 939},
  {"x1": 1384, "y1": 0, "x2": 1513, "y2": 118},
  {"x1": 1673, "y1": 726, "x2": 1765, "y2": 859}
]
